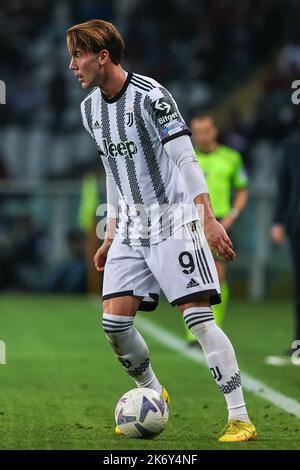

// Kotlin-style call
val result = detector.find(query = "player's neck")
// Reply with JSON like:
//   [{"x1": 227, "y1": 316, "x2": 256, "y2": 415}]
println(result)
[
  {"x1": 199, "y1": 142, "x2": 219, "y2": 153},
  {"x1": 99, "y1": 66, "x2": 127, "y2": 100}
]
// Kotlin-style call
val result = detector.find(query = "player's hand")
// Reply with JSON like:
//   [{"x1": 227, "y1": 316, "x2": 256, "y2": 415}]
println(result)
[
  {"x1": 271, "y1": 224, "x2": 285, "y2": 245},
  {"x1": 94, "y1": 240, "x2": 112, "y2": 272},
  {"x1": 204, "y1": 218, "x2": 236, "y2": 261}
]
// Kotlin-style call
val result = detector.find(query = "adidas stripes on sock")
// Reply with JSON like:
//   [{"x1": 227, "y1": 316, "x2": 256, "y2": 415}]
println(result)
[
  {"x1": 183, "y1": 307, "x2": 250, "y2": 423},
  {"x1": 102, "y1": 313, "x2": 162, "y2": 393}
]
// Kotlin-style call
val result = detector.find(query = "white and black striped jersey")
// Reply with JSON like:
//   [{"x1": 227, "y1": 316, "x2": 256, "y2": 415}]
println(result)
[{"x1": 81, "y1": 71, "x2": 199, "y2": 246}]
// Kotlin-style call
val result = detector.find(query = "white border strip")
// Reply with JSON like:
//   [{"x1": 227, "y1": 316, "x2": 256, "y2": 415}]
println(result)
[{"x1": 136, "y1": 316, "x2": 300, "y2": 419}]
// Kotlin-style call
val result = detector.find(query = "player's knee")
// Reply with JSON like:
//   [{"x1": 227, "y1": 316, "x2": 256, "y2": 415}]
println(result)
[
  {"x1": 183, "y1": 306, "x2": 216, "y2": 335},
  {"x1": 102, "y1": 313, "x2": 134, "y2": 337},
  {"x1": 178, "y1": 296, "x2": 211, "y2": 314},
  {"x1": 102, "y1": 297, "x2": 140, "y2": 316}
]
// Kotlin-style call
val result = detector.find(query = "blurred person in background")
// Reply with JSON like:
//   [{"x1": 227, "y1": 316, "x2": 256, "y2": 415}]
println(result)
[
  {"x1": 0, "y1": 213, "x2": 47, "y2": 290},
  {"x1": 0, "y1": 151, "x2": 9, "y2": 180},
  {"x1": 49, "y1": 64, "x2": 68, "y2": 133},
  {"x1": 46, "y1": 228, "x2": 87, "y2": 293},
  {"x1": 78, "y1": 164, "x2": 101, "y2": 295},
  {"x1": 184, "y1": 114, "x2": 248, "y2": 346},
  {"x1": 271, "y1": 119, "x2": 300, "y2": 355}
]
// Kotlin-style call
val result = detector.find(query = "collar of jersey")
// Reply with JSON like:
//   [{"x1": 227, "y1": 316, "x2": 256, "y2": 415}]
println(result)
[{"x1": 101, "y1": 72, "x2": 133, "y2": 104}]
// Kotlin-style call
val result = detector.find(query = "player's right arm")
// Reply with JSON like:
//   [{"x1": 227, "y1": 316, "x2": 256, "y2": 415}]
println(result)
[
  {"x1": 94, "y1": 173, "x2": 118, "y2": 272},
  {"x1": 94, "y1": 224, "x2": 114, "y2": 272},
  {"x1": 80, "y1": 100, "x2": 118, "y2": 271}
]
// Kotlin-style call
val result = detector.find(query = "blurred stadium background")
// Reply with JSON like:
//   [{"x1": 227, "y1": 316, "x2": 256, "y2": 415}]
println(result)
[
  {"x1": 1, "y1": 0, "x2": 299, "y2": 299},
  {"x1": 1, "y1": 0, "x2": 300, "y2": 450}
]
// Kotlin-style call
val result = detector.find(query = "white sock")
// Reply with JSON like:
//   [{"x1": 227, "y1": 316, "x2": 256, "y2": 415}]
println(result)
[
  {"x1": 183, "y1": 307, "x2": 250, "y2": 423},
  {"x1": 102, "y1": 313, "x2": 162, "y2": 393}
]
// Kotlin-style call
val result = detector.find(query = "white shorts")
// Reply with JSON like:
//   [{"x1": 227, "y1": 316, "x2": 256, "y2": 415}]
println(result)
[{"x1": 102, "y1": 221, "x2": 221, "y2": 311}]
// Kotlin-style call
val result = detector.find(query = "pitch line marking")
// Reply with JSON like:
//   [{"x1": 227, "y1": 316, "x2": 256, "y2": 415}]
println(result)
[
  {"x1": 135, "y1": 316, "x2": 300, "y2": 419},
  {"x1": 264, "y1": 356, "x2": 294, "y2": 367}
]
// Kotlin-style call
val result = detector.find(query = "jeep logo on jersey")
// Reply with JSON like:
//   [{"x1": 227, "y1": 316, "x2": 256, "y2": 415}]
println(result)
[
  {"x1": 151, "y1": 96, "x2": 175, "y2": 118},
  {"x1": 101, "y1": 138, "x2": 138, "y2": 160}
]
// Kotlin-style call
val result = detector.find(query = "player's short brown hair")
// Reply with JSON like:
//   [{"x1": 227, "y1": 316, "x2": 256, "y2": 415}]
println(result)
[{"x1": 67, "y1": 19, "x2": 125, "y2": 65}]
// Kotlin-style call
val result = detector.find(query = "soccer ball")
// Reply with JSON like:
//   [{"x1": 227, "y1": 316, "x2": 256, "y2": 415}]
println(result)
[{"x1": 115, "y1": 387, "x2": 169, "y2": 438}]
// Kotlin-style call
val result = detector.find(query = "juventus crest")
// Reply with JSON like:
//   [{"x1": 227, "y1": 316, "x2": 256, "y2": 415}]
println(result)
[{"x1": 126, "y1": 107, "x2": 134, "y2": 127}]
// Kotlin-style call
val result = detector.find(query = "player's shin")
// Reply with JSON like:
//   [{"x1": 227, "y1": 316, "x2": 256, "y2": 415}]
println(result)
[
  {"x1": 183, "y1": 307, "x2": 250, "y2": 423},
  {"x1": 102, "y1": 313, "x2": 162, "y2": 393}
]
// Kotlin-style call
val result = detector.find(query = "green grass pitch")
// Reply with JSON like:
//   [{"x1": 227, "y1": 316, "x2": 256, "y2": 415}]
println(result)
[{"x1": 0, "y1": 294, "x2": 299, "y2": 450}]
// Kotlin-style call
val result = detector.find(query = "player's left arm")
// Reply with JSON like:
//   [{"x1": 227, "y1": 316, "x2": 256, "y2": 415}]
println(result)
[
  {"x1": 164, "y1": 135, "x2": 236, "y2": 261},
  {"x1": 143, "y1": 87, "x2": 235, "y2": 260}
]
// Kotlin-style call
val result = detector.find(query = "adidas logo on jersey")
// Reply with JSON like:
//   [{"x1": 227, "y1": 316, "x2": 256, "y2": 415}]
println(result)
[
  {"x1": 93, "y1": 120, "x2": 101, "y2": 129},
  {"x1": 186, "y1": 278, "x2": 200, "y2": 289}
]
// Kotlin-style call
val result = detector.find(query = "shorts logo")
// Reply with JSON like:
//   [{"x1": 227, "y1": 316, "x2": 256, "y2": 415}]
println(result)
[
  {"x1": 186, "y1": 278, "x2": 200, "y2": 288},
  {"x1": 101, "y1": 138, "x2": 138, "y2": 160}
]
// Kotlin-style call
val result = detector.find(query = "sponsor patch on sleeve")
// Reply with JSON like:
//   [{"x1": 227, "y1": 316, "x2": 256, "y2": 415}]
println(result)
[
  {"x1": 161, "y1": 120, "x2": 185, "y2": 137},
  {"x1": 150, "y1": 97, "x2": 177, "y2": 119},
  {"x1": 147, "y1": 91, "x2": 189, "y2": 141}
]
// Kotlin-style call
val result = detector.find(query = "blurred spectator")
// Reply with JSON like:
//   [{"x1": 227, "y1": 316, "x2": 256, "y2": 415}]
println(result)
[
  {"x1": 0, "y1": 152, "x2": 9, "y2": 180},
  {"x1": 45, "y1": 228, "x2": 87, "y2": 293},
  {"x1": 1, "y1": 0, "x2": 300, "y2": 297},
  {"x1": 49, "y1": 65, "x2": 68, "y2": 133},
  {"x1": 279, "y1": 36, "x2": 300, "y2": 76},
  {"x1": 74, "y1": 0, "x2": 113, "y2": 23},
  {"x1": 0, "y1": 216, "x2": 16, "y2": 289},
  {"x1": 0, "y1": 213, "x2": 47, "y2": 289},
  {"x1": 271, "y1": 120, "x2": 300, "y2": 354},
  {"x1": 11, "y1": 75, "x2": 43, "y2": 127},
  {"x1": 221, "y1": 110, "x2": 248, "y2": 156}
]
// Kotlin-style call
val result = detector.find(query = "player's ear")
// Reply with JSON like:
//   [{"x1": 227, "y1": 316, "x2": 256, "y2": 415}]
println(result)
[{"x1": 98, "y1": 49, "x2": 109, "y2": 65}]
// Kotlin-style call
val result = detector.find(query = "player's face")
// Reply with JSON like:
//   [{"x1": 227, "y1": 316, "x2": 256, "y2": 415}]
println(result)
[
  {"x1": 69, "y1": 49, "x2": 102, "y2": 89},
  {"x1": 191, "y1": 118, "x2": 218, "y2": 151}
]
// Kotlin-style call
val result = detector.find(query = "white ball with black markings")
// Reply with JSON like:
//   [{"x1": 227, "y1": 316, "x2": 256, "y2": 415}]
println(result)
[{"x1": 115, "y1": 388, "x2": 169, "y2": 438}]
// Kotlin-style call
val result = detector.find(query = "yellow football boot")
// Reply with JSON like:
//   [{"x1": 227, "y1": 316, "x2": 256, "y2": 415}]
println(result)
[
  {"x1": 218, "y1": 419, "x2": 257, "y2": 442},
  {"x1": 115, "y1": 386, "x2": 170, "y2": 436},
  {"x1": 161, "y1": 386, "x2": 171, "y2": 408},
  {"x1": 115, "y1": 425, "x2": 123, "y2": 436}
]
